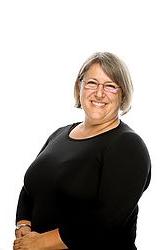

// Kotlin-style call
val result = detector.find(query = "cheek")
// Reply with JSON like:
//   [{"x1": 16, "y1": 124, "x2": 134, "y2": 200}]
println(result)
[
  {"x1": 107, "y1": 95, "x2": 122, "y2": 112},
  {"x1": 79, "y1": 89, "x2": 91, "y2": 106},
  {"x1": 109, "y1": 93, "x2": 121, "y2": 104}
]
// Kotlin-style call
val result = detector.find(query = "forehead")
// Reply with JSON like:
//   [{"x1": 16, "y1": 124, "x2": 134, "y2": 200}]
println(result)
[{"x1": 84, "y1": 63, "x2": 113, "y2": 82}]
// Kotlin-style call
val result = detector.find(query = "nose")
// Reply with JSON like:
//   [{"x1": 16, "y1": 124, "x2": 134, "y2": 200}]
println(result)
[{"x1": 95, "y1": 84, "x2": 105, "y2": 98}]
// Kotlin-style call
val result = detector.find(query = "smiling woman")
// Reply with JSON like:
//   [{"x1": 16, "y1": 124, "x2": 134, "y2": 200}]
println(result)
[
  {"x1": 72, "y1": 52, "x2": 133, "y2": 137},
  {"x1": 14, "y1": 52, "x2": 151, "y2": 250},
  {"x1": 74, "y1": 52, "x2": 133, "y2": 115}
]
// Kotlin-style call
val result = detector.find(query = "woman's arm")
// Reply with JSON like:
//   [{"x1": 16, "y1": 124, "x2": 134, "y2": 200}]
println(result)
[
  {"x1": 15, "y1": 186, "x2": 33, "y2": 238},
  {"x1": 40, "y1": 229, "x2": 68, "y2": 249},
  {"x1": 15, "y1": 134, "x2": 51, "y2": 238},
  {"x1": 15, "y1": 219, "x2": 32, "y2": 238},
  {"x1": 13, "y1": 228, "x2": 68, "y2": 250}
]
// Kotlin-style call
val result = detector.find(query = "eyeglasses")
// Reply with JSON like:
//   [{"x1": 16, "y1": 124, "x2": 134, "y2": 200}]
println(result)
[{"x1": 81, "y1": 80, "x2": 121, "y2": 94}]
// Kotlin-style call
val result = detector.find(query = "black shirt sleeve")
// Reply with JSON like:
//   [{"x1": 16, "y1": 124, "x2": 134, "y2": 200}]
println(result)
[
  {"x1": 15, "y1": 127, "x2": 64, "y2": 225},
  {"x1": 16, "y1": 139, "x2": 50, "y2": 224},
  {"x1": 58, "y1": 132, "x2": 151, "y2": 249},
  {"x1": 16, "y1": 186, "x2": 33, "y2": 223},
  {"x1": 98, "y1": 132, "x2": 151, "y2": 228}
]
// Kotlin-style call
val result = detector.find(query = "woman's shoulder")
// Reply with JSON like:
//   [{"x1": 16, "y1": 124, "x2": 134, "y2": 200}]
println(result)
[
  {"x1": 118, "y1": 120, "x2": 143, "y2": 140},
  {"x1": 48, "y1": 122, "x2": 79, "y2": 141},
  {"x1": 104, "y1": 121, "x2": 151, "y2": 168},
  {"x1": 110, "y1": 120, "x2": 149, "y2": 153}
]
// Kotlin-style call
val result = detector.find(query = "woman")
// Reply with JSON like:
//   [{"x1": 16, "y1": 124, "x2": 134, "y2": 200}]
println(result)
[{"x1": 13, "y1": 52, "x2": 151, "y2": 250}]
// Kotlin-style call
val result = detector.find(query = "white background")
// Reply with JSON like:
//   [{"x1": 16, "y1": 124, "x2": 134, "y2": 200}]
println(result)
[{"x1": 0, "y1": 0, "x2": 165, "y2": 249}]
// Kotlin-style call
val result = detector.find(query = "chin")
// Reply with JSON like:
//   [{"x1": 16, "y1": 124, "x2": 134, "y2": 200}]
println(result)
[{"x1": 86, "y1": 115, "x2": 107, "y2": 124}]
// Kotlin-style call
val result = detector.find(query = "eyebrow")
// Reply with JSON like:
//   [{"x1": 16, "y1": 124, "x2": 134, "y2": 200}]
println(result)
[
  {"x1": 86, "y1": 78, "x2": 119, "y2": 86},
  {"x1": 87, "y1": 78, "x2": 114, "y2": 83}
]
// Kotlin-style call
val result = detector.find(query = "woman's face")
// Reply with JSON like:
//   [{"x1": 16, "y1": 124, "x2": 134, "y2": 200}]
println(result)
[{"x1": 79, "y1": 63, "x2": 122, "y2": 125}]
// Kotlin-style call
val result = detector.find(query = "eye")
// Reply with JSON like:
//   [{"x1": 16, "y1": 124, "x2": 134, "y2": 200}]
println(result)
[
  {"x1": 86, "y1": 81, "x2": 98, "y2": 88},
  {"x1": 87, "y1": 80, "x2": 97, "y2": 85},
  {"x1": 105, "y1": 84, "x2": 116, "y2": 89}
]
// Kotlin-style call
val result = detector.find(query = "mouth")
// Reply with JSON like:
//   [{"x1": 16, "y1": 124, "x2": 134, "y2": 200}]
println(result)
[{"x1": 91, "y1": 101, "x2": 106, "y2": 108}]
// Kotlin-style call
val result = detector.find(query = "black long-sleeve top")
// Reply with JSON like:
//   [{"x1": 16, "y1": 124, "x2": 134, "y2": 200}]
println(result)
[{"x1": 16, "y1": 120, "x2": 151, "y2": 250}]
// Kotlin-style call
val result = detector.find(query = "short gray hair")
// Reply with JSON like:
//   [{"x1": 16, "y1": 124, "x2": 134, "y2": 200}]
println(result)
[{"x1": 74, "y1": 52, "x2": 133, "y2": 115}]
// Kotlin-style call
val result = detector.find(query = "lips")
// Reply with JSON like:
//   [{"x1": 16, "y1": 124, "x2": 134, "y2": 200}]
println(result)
[{"x1": 91, "y1": 101, "x2": 106, "y2": 107}]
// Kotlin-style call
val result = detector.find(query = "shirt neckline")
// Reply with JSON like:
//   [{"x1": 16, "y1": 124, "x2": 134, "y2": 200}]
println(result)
[{"x1": 67, "y1": 120, "x2": 122, "y2": 141}]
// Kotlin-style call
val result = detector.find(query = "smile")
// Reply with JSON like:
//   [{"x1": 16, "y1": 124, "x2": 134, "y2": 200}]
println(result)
[{"x1": 91, "y1": 101, "x2": 106, "y2": 107}]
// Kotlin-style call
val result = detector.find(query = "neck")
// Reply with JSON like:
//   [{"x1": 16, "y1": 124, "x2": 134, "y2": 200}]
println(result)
[{"x1": 82, "y1": 116, "x2": 120, "y2": 133}]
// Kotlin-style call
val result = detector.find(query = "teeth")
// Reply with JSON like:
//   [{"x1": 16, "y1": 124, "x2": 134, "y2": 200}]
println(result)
[{"x1": 92, "y1": 101, "x2": 106, "y2": 107}]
